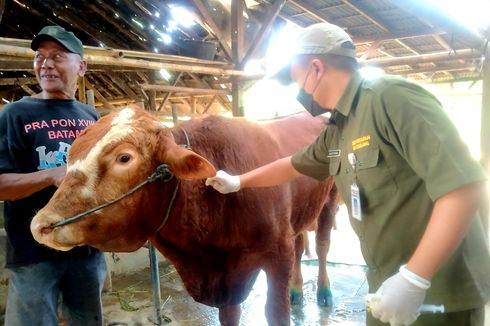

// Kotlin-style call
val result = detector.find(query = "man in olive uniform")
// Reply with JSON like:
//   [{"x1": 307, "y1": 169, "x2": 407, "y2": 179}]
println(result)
[{"x1": 205, "y1": 23, "x2": 490, "y2": 326}]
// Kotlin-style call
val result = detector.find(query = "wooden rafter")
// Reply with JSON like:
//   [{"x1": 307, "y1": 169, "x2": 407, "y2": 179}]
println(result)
[
  {"x1": 108, "y1": 73, "x2": 141, "y2": 103},
  {"x1": 140, "y1": 84, "x2": 230, "y2": 96},
  {"x1": 362, "y1": 49, "x2": 480, "y2": 67},
  {"x1": 191, "y1": 0, "x2": 233, "y2": 61},
  {"x1": 240, "y1": 0, "x2": 287, "y2": 68}
]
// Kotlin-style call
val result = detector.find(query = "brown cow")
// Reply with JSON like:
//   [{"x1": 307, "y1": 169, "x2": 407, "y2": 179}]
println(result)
[{"x1": 31, "y1": 108, "x2": 338, "y2": 326}]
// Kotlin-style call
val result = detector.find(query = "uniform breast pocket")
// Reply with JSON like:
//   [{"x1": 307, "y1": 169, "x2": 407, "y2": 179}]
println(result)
[{"x1": 355, "y1": 147, "x2": 397, "y2": 198}]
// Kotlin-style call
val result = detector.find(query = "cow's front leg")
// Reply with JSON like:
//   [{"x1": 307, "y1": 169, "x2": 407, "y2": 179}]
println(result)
[
  {"x1": 218, "y1": 305, "x2": 241, "y2": 326},
  {"x1": 316, "y1": 202, "x2": 336, "y2": 306},
  {"x1": 290, "y1": 232, "x2": 305, "y2": 305},
  {"x1": 263, "y1": 249, "x2": 294, "y2": 326}
]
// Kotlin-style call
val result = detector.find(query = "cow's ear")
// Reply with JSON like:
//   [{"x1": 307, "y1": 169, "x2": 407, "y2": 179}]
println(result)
[{"x1": 165, "y1": 146, "x2": 216, "y2": 180}]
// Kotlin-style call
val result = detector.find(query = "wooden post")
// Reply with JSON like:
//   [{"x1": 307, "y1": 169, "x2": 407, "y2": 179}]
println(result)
[
  {"x1": 78, "y1": 77, "x2": 86, "y2": 104},
  {"x1": 148, "y1": 72, "x2": 157, "y2": 111},
  {"x1": 86, "y1": 89, "x2": 95, "y2": 108},
  {"x1": 231, "y1": 0, "x2": 244, "y2": 117},
  {"x1": 171, "y1": 104, "x2": 179, "y2": 126},
  {"x1": 136, "y1": 101, "x2": 145, "y2": 110},
  {"x1": 480, "y1": 43, "x2": 490, "y2": 239},
  {"x1": 191, "y1": 96, "x2": 197, "y2": 114}
]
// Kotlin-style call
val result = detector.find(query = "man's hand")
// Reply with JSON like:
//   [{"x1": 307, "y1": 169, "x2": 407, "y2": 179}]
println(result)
[
  {"x1": 369, "y1": 265, "x2": 430, "y2": 326},
  {"x1": 205, "y1": 170, "x2": 241, "y2": 194},
  {"x1": 49, "y1": 165, "x2": 67, "y2": 187}
]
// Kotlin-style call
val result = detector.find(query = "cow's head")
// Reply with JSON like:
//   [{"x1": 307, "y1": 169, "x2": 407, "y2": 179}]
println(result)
[{"x1": 31, "y1": 108, "x2": 215, "y2": 252}]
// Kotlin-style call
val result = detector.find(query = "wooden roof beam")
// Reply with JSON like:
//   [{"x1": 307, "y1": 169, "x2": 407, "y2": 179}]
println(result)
[
  {"x1": 240, "y1": 0, "x2": 286, "y2": 68},
  {"x1": 362, "y1": 49, "x2": 481, "y2": 67},
  {"x1": 0, "y1": 77, "x2": 38, "y2": 86},
  {"x1": 191, "y1": 0, "x2": 233, "y2": 61},
  {"x1": 0, "y1": 43, "x2": 253, "y2": 77},
  {"x1": 353, "y1": 27, "x2": 445, "y2": 44},
  {"x1": 388, "y1": 63, "x2": 478, "y2": 75},
  {"x1": 140, "y1": 84, "x2": 230, "y2": 96}
]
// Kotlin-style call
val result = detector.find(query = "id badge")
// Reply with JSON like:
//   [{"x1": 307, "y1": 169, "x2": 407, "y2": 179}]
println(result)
[{"x1": 351, "y1": 183, "x2": 362, "y2": 221}]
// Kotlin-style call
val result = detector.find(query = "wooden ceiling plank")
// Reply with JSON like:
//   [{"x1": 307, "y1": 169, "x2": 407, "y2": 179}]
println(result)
[
  {"x1": 95, "y1": 1, "x2": 151, "y2": 51},
  {"x1": 86, "y1": 3, "x2": 146, "y2": 48},
  {"x1": 341, "y1": 0, "x2": 388, "y2": 32},
  {"x1": 393, "y1": 0, "x2": 486, "y2": 53},
  {"x1": 289, "y1": 0, "x2": 328, "y2": 22},
  {"x1": 341, "y1": 1, "x2": 421, "y2": 60}
]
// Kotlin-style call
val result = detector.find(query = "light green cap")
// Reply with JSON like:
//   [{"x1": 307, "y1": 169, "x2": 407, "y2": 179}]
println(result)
[{"x1": 293, "y1": 23, "x2": 356, "y2": 58}]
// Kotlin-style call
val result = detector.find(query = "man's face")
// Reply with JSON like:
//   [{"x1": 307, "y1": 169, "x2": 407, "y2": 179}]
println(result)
[
  {"x1": 33, "y1": 40, "x2": 86, "y2": 99},
  {"x1": 291, "y1": 57, "x2": 321, "y2": 96}
]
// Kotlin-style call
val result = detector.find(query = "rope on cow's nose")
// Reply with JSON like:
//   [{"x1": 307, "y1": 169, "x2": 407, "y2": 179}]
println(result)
[{"x1": 48, "y1": 163, "x2": 174, "y2": 228}]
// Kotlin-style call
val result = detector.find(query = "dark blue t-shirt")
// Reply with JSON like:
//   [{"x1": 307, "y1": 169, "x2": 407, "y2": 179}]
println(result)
[{"x1": 0, "y1": 96, "x2": 100, "y2": 267}]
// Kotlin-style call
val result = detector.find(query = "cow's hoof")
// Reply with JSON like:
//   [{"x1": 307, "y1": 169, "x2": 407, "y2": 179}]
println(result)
[
  {"x1": 317, "y1": 287, "x2": 333, "y2": 307},
  {"x1": 290, "y1": 288, "x2": 304, "y2": 305}
]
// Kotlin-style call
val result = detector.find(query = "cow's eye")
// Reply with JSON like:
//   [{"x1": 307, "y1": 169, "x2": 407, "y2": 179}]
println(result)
[{"x1": 117, "y1": 154, "x2": 132, "y2": 164}]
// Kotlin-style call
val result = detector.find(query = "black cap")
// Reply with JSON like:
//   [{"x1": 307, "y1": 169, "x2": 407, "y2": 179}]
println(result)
[{"x1": 31, "y1": 26, "x2": 84, "y2": 57}]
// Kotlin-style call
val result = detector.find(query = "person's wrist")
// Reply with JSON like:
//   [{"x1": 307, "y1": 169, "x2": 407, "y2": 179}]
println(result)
[{"x1": 399, "y1": 264, "x2": 431, "y2": 290}]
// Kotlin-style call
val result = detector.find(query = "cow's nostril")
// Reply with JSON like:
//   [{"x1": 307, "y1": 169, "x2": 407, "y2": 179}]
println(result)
[{"x1": 41, "y1": 227, "x2": 53, "y2": 235}]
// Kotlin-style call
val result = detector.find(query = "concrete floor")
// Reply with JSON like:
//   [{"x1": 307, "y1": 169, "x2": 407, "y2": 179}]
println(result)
[{"x1": 102, "y1": 261, "x2": 368, "y2": 326}]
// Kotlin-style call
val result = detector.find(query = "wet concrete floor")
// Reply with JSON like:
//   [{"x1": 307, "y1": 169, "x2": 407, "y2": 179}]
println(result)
[{"x1": 103, "y1": 261, "x2": 368, "y2": 326}]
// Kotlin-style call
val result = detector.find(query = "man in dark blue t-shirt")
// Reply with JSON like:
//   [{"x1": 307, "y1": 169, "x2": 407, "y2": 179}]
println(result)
[{"x1": 0, "y1": 26, "x2": 106, "y2": 326}]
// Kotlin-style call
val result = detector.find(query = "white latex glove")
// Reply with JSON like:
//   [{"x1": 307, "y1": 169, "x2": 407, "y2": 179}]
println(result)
[
  {"x1": 205, "y1": 170, "x2": 241, "y2": 194},
  {"x1": 368, "y1": 265, "x2": 430, "y2": 326}
]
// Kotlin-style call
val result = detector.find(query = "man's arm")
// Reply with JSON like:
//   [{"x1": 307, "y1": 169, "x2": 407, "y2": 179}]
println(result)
[
  {"x1": 240, "y1": 156, "x2": 302, "y2": 188},
  {"x1": 370, "y1": 182, "x2": 485, "y2": 325},
  {"x1": 206, "y1": 156, "x2": 302, "y2": 194},
  {"x1": 0, "y1": 166, "x2": 66, "y2": 201},
  {"x1": 407, "y1": 181, "x2": 484, "y2": 279}
]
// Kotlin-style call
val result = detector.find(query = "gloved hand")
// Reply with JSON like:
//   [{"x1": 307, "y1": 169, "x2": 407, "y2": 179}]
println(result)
[
  {"x1": 205, "y1": 170, "x2": 241, "y2": 194},
  {"x1": 368, "y1": 265, "x2": 430, "y2": 326}
]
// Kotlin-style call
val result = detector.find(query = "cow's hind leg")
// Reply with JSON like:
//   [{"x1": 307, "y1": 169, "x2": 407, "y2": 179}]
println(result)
[
  {"x1": 316, "y1": 203, "x2": 336, "y2": 307},
  {"x1": 290, "y1": 233, "x2": 305, "y2": 305},
  {"x1": 218, "y1": 305, "x2": 240, "y2": 326}
]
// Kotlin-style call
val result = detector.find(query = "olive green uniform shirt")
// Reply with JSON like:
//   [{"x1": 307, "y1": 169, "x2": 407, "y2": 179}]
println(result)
[{"x1": 292, "y1": 72, "x2": 490, "y2": 311}]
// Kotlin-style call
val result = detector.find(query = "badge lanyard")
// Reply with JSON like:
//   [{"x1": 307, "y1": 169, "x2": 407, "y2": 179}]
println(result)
[{"x1": 348, "y1": 153, "x2": 362, "y2": 221}]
